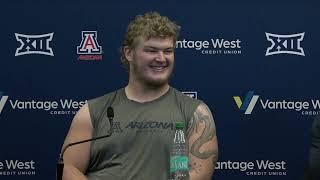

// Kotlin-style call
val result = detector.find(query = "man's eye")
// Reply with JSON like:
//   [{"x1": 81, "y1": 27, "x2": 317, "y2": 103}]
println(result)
[{"x1": 164, "y1": 50, "x2": 173, "y2": 54}]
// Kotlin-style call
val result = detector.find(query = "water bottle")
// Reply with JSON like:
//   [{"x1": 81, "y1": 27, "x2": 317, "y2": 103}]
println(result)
[{"x1": 169, "y1": 122, "x2": 189, "y2": 180}]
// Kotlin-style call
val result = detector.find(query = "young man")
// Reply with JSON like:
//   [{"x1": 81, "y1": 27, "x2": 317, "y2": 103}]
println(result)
[{"x1": 61, "y1": 12, "x2": 218, "y2": 180}]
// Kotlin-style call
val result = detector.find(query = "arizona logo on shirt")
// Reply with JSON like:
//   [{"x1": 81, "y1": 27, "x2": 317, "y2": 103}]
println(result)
[{"x1": 77, "y1": 31, "x2": 103, "y2": 60}]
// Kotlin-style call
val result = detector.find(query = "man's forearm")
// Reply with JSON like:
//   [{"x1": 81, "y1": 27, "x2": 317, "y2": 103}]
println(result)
[{"x1": 63, "y1": 164, "x2": 88, "y2": 180}]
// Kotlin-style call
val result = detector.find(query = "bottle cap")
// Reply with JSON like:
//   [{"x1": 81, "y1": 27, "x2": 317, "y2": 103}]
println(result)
[{"x1": 175, "y1": 122, "x2": 184, "y2": 129}]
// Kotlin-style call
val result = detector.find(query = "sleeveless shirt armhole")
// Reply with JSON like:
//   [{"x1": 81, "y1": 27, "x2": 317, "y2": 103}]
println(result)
[
  {"x1": 186, "y1": 100, "x2": 203, "y2": 131},
  {"x1": 171, "y1": 88, "x2": 202, "y2": 131},
  {"x1": 87, "y1": 99, "x2": 98, "y2": 130},
  {"x1": 87, "y1": 90, "x2": 119, "y2": 131},
  {"x1": 87, "y1": 94, "x2": 110, "y2": 130}
]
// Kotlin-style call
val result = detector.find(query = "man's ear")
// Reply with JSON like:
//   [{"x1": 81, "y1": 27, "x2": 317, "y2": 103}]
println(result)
[{"x1": 123, "y1": 46, "x2": 133, "y2": 62}]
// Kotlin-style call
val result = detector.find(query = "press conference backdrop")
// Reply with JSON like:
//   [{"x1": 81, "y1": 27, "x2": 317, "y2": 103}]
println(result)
[{"x1": 1, "y1": 0, "x2": 319, "y2": 179}]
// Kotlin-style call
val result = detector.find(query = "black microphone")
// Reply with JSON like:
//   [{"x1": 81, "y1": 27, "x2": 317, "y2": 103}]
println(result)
[
  {"x1": 107, "y1": 107, "x2": 114, "y2": 134},
  {"x1": 56, "y1": 107, "x2": 114, "y2": 180}
]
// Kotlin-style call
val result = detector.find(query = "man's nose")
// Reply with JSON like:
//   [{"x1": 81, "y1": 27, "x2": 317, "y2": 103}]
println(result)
[{"x1": 155, "y1": 51, "x2": 165, "y2": 62}]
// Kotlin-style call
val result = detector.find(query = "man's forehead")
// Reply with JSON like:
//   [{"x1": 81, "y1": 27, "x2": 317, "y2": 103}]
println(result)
[{"x1": 138, "y1": 36, "x2": 174, "y2": 47}]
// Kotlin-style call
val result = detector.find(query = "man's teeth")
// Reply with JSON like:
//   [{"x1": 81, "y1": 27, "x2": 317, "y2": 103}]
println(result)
[{"x1": 151, "y1": 66, "x2": 166, "y2": 69}]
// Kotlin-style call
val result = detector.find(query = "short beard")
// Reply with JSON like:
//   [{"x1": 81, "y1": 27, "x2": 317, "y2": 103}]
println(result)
[
  {"x1": 131, "y1": 62, "x2": 174, "y2": 88},
  {"x1": 144, "y1": 74, "x2": 172, "y2": 88}
]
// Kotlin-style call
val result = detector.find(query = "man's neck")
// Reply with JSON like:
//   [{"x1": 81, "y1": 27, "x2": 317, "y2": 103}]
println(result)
[{"x1": 125, "y1": 81, "x2": 170, "y2": 103}]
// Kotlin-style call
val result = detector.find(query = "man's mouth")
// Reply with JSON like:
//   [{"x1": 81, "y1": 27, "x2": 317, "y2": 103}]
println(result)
[{"x1": 149, "y1": 65, "x2": 168, "y2": 71}]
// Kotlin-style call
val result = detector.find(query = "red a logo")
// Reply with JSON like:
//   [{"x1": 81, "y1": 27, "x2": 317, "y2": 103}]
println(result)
[{"x1": 77, "y1": 31, "x2": 102, "y2": 54}]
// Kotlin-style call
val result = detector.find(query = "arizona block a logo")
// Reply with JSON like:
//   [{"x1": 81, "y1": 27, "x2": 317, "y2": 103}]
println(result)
[{"x1": 77, "y1": 31, "x2": 103, "y2": 60}]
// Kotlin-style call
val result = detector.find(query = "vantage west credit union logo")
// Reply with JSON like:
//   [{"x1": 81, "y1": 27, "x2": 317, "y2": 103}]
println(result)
[
  {"x1": 0, "y1": 93, "x2": 9, "y2": 115},
  {"x1": 233, "y1": 91, "x2": 320, "y2": 116},
  {"x1": 0, "y1": 160, "x2": 36, "y2": 176},
  {"x1": 215, "y1": 160, "x2": 287, "y2": 176},
  {"x1": 176, "y1": 37, "x2": 242, "y2": 55},
  {"x1": 0, "y1": 92, "x2": 86, "y2": 116},
  {"x1": 77, "y1": 31, "x2": 103, "y2": 60}
]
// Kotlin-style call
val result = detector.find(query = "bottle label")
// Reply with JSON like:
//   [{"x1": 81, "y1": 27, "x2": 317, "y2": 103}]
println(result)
[{"x1": 170, "y1": 155, "x2": 189, "y2": 172}]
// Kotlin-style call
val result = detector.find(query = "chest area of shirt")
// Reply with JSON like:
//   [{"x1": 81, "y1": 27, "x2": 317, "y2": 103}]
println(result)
[{"x1": 111, "y1": 120, "x2": 175, "y2": 134}]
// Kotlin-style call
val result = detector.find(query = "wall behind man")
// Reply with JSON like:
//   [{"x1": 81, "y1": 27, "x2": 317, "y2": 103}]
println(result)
[{"x1": 1, "y1": 0, "x2": 319, "y2": 179}]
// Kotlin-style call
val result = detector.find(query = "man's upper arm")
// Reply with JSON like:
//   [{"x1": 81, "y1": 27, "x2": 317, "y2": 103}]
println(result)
[
  {"x1": 62, "y1": 103, "x2": 93, "y2": 173},
  {"x1": 187, "y1": 103, "x2": 218, "y2": 180}
]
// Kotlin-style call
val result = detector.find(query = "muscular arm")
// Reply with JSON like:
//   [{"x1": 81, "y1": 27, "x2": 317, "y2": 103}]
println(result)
[
  {"x1": 187, "y1": 103, "x2": 218, "y2": 180},
  {"x1": 61, "y1": 103, "x2": 92, "y2": 180}
]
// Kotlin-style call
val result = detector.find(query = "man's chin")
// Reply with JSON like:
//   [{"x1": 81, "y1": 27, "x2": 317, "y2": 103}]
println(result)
[{"x1": 144, "y1": 78, "x2": 170, "y2": 88}]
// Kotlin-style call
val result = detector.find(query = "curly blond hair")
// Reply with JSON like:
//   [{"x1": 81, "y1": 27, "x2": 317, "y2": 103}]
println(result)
[{"x1": 120, "y1": 12, "x2": 180, "y2": 70}]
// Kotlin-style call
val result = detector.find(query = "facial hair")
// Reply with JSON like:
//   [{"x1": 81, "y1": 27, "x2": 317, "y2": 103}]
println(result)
[{"x1": 131, "y1": 59, "x2": 174, "y2": 88}]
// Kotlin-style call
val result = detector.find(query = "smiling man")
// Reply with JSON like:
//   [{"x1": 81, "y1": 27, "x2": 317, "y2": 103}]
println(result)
[{"x1": 61, "y1": 12, "x2": 218, "y2": 180}]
